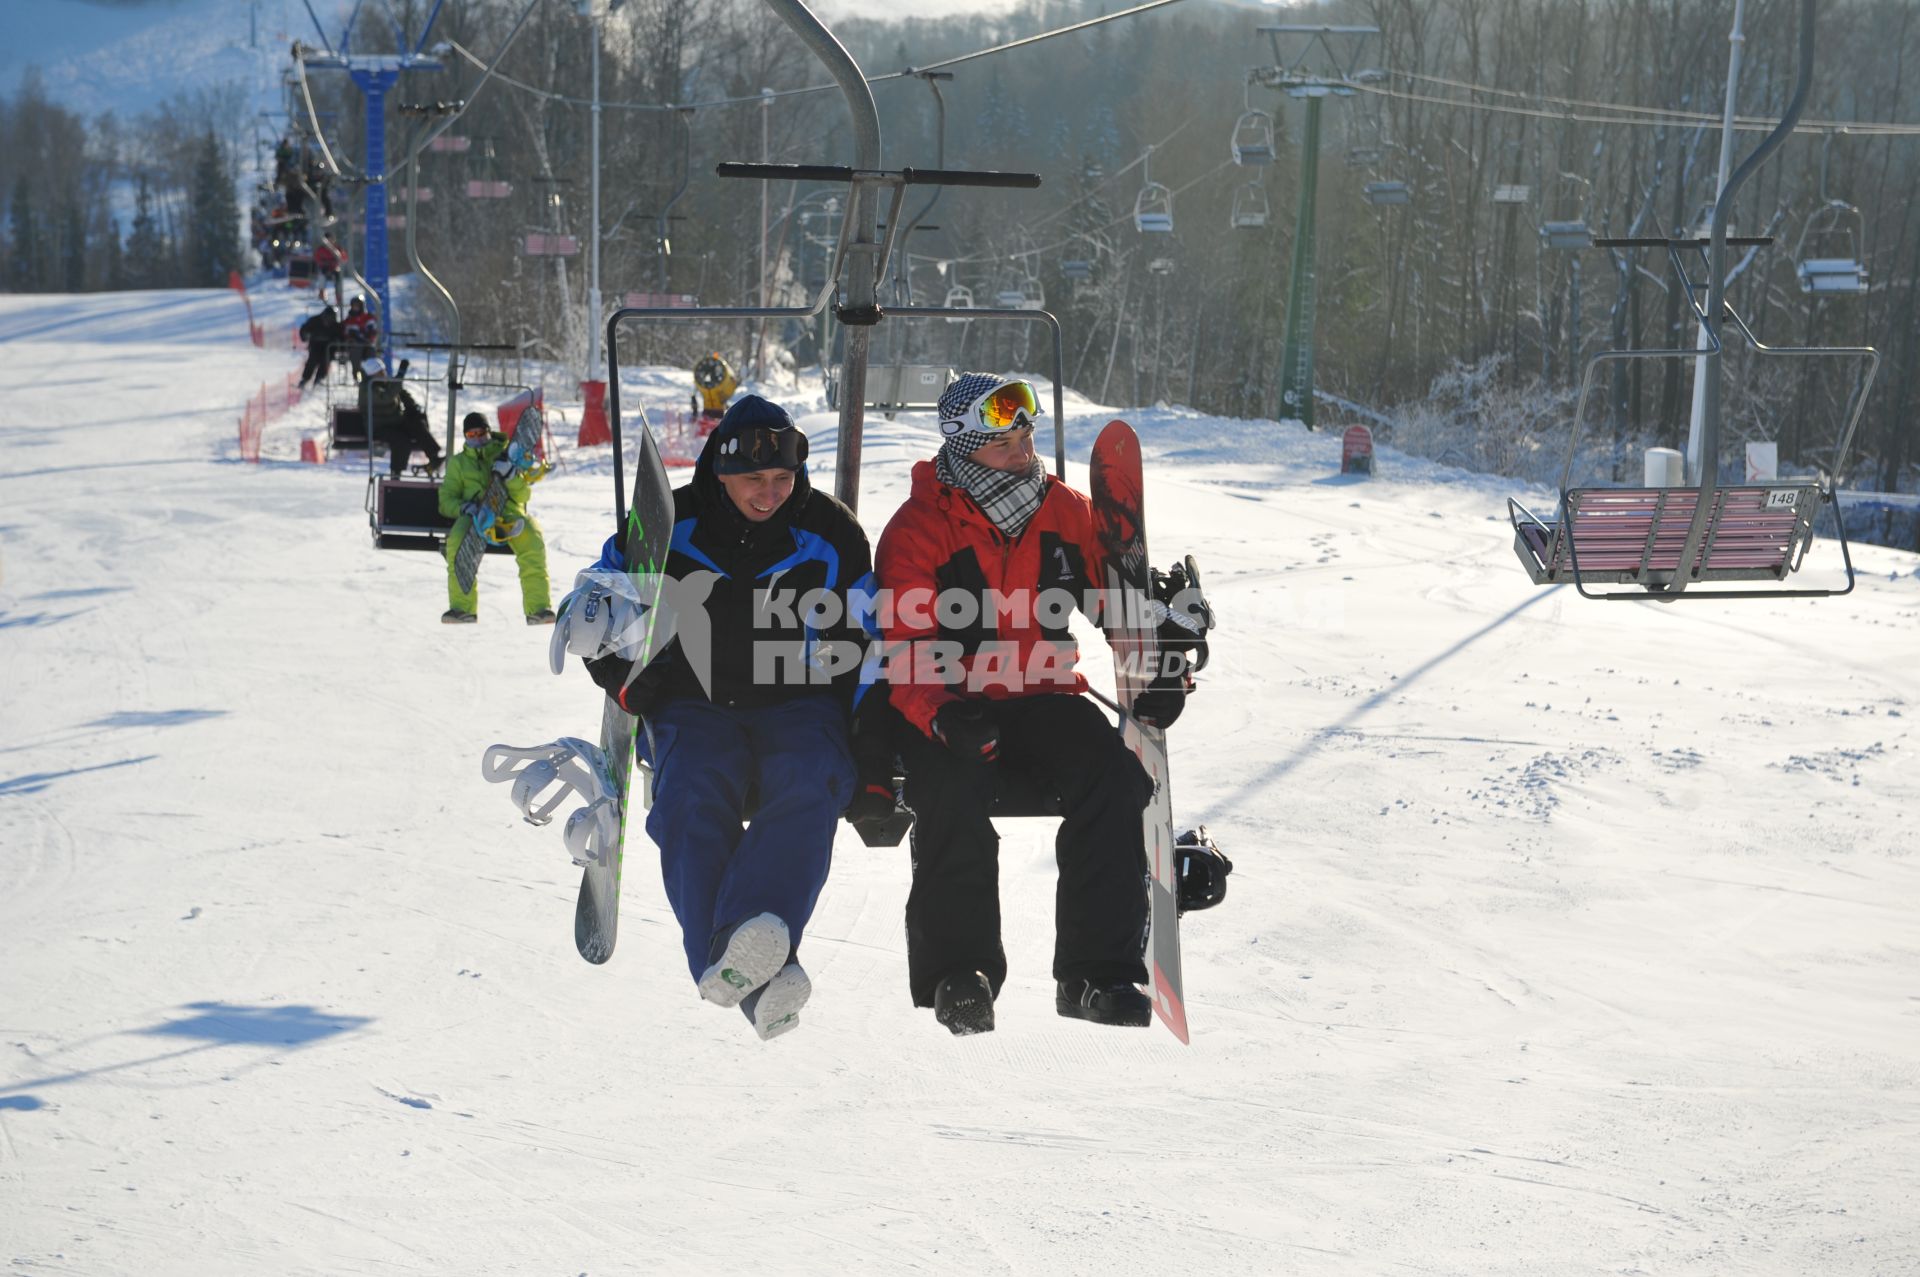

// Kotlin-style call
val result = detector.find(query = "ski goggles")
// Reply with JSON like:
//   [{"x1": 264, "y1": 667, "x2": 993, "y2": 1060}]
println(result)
[
  {"x1": 939, "y1": 379, "x2": 1042, "y2": 438},
  {"x1": 714, "y1": 424, "x2": 808, "y2": 474},
  {"x1": 463, "y1": 420, "x2": 491, "y2": 438}
]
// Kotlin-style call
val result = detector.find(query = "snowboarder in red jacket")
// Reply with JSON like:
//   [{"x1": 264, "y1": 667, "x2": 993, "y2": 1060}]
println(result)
[{"x1": 870, "y1": 372, "x2": 1198, "y2": 1036}]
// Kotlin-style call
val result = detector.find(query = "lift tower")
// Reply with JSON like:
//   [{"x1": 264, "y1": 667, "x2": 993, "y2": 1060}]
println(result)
[
  {"x1": 295, "y1": 1, "x2": 449, "y2": 369},
  {"x1": 1253, "y1": 25, "x2": 1379, "y2": 431}
]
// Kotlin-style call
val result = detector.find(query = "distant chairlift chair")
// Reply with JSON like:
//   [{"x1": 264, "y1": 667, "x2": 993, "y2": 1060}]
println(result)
[
  {"x1": 1135, "y1": 182, "x2": 1174, "y2": 234},
  {"x1": 1795, "y1": 201, "x2": 1870, "y2": 295},
  {"x1": 1507, "y1": 236, "x2": 1880, "y2": 600},
  {"x1": 1231, "y1": 107, "x2": 1276, "y2": 166},
  {"x1": 1231, "y1": 181, "x2": 1270, "y2": 229},
  {"x1": 1362, "y1": 180, "x2": 1410, "y2": 207},
  {"x1": 942, "y1": 283, "x2": 974, "y2": 324}
]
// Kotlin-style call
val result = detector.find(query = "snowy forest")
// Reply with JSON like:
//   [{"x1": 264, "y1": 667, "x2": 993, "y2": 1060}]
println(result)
[
  {"x1": 4, "y1": 0, "x2": 1919, "y2": 492},
  {"x1": 0, "y1": 77, "x2": 246, "y2": 294}
]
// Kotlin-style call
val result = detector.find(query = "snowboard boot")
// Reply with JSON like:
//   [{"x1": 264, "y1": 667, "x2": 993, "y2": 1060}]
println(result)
[
  {"x1": 697, "y1": 913, "x2": 791, "y2": 1008},
  {"x1": 525, "y1": 608, "x2": 558, "y2": 626},
  {"x1": 933, "y1": 970, "x2": 996, "y2": 1036},
  {"x1": 739, "y1": 962, "x2": 810, "y2": 1041},
  {"x1": 1056, "y1": 978, "x2": 1152, "y2": 1028},
  {"x1": 441, "y1": 609, "x2": 477, "y2": 624}
]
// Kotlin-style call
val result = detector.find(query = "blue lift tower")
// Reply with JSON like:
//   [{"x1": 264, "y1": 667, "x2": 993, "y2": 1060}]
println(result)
[{"x1": 294, "y1": 0, "x2": 449, "y2": 371}]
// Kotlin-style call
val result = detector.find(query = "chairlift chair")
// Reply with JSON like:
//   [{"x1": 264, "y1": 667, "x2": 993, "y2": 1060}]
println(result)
[
  {"x1": 1492, "y1": 183, "x2": 1530, "y2": 205},
  {"x1": 465, "y1": 140, "x2": 513, "y2": 199},
  {"x1": 1540, "y1": 220, "x2": 1593, "y2": 249},
  {"x1": 1062, "y1": 258, "x2": 1093, "y2": 281},
  {"x1": 1231, "y1": 181, "x2": 1270, "y2": 229},
  {"x1": 1020, "y1": 277, "x2": 1046, "y2": 311},
  {"x1": 1505, "y1": 235, "x2": 1880, "y2": 601},
  {"x1": 1363, "y1": 180, "x2": 1411, "y2": 207},
  {"x1": 1231, "y1": 110, "x2": 1276, "y2": 166},
  {"x1": 1795, "y1": 201, "x2": 1869, "y2": 295},
  {"x1": 943, "y1": 283, "x2": 974, "y2": 324},
  {"x1": 1540, "y1": 173, "x2": 1594, "y2": 249},
  {"x1": 1135, "y1": 182, "x2": 1175, "y2": 233}
]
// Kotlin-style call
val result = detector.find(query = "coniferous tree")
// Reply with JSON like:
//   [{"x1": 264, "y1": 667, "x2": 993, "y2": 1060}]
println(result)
[
  {"x1": 7, "y1": 177, "x2": 38, "y2": 292},
  {"x1": 185, "y1": 131, "x2": 240, "y2": 286},
  {"x1": 126, "y1": 174, "x2": 165, "y2": 290},
  {"x1": 103, "y1": 215, "x2": 126, "y2": 291},
  {"x1": 59, "y1": 197, "x2": 85, "y2": 292}
]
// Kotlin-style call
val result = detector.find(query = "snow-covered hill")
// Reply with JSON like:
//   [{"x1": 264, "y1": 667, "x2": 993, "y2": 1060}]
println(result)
[
  {"x1": 1, "y1": 286, "x2": 1917, "y2": 1275},
  {"x1": 3, "y1": 0, "x2": 350, "y2": 119}
]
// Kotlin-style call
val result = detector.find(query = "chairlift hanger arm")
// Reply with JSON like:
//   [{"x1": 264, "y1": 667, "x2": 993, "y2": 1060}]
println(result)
[{"x1": 716, "y1": 162, "x2": 1040, "y2": 189}]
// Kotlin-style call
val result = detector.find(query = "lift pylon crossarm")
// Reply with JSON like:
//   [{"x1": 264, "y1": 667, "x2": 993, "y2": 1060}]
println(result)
[
  {"x1": 716, "y1": 162, "x2": 1041, "y2": 190},
  {"x1": 1594, "y1": 236, "x2": 1775, "y2": 250}
]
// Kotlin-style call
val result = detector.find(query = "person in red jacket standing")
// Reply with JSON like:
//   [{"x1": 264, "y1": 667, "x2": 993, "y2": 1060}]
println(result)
[
  {"x1": 313, "y1": 234, "x2": 346, "y2": 292},
  {"x1": 871, "y1": 372, "x2": 1199, "y2": 1036}
]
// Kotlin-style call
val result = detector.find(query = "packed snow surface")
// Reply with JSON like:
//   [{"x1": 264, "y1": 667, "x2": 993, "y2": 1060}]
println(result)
[{"x1": 2, "y1": 287, "x2": 1917, "y2": 1275}]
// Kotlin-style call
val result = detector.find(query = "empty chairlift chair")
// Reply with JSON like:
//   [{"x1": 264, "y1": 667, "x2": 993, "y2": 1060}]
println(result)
[
  {"x1": 1133, "y1": 145, "x2": 1174, "y2": 233},
  {"x1": 1539, "y1": 173, "x2": 1594, "y2": 249},
  {"x1": 1231, "y1": 181, "x2": 1270, "y2": 229},
  {"x1": 1362, "y1": 180, "x2": 1410, "y2": 207},
  {"x1": 465, "y1": 140, "x2": 513, "y2": 200},
  {"x1": 1506, "y1": 235, "x2": 1881, "y2": 601},
  {"x1": 1135, "y1": 182, "x2": 1174, "y2": 234},
  {"x1": 942, "y1": 283, "x2": 974, "y2": 325},
  {"x1": 1231, "y1": 110, "x2": 1276, "y2": 166},
  {"x1": 1795, "y1": 201, "x2": 1870, "y2": 295}
]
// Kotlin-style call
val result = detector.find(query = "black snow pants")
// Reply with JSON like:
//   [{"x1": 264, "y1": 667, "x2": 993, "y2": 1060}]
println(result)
[
  {"x1": 299, "y1": 340, "x2": 332, "y2": 387},
  {"x1": 376, "y1": 409, "x2": 442, "y2": 477},
  {"x1": 898, "y1": 692, "x2": 1152, "y2": 1007}
]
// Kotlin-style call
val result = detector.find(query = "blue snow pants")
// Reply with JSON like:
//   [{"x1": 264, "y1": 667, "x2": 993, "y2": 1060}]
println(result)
[{"x1": 638, "y1": 694, "x2": 856, "y2": 982}]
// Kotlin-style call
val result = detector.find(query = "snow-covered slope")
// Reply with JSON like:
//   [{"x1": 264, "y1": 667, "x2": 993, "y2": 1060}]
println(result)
[
  {"x1": 3, "y1": 0, "x2": 353, "y2": 119},
  {"x1": 2, "y1": 287, "x2": 1917, "y2": 1276}
]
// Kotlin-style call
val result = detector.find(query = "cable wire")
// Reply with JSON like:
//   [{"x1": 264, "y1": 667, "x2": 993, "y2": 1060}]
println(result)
[
  {"x1": 1367, "y1": 70, "x2": 1920, "y2": 137},
  {"x1": 444, "y1": 0, "x2": 1187, "y2": 115}
]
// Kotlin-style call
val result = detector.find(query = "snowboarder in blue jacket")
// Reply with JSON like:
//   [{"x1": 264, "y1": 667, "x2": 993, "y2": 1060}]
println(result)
[{"x1": 573, "y1": 395, "x2": 874, "y2": 1040}]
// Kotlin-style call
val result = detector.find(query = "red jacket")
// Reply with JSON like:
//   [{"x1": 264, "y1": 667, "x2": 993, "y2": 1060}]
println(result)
[
  {"x1": 875, "y1": 460, "x2": 1109, "y2": 738},
  {"x1": 343, "y1": 311, "x2": 379, "y2": 342}
]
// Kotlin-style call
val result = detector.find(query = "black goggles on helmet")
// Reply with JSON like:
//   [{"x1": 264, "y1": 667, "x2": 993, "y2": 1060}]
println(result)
[{"x1": 714, "y1": 424, "x2": 807, "y2": 474}]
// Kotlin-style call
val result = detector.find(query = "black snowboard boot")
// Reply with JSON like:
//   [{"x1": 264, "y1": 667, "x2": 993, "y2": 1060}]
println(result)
[
  {"x1": 1056, "y1": 978, "x2": 1152, "y2": 1027},
  {"x1": 933, "y1": 970, "x2": 995, "y2": 1036}
]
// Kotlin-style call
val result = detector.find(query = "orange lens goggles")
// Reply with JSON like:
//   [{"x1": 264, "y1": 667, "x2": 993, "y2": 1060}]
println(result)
[{"x1": 972, "y1": 380, "x2": 1041, "y2": 432}]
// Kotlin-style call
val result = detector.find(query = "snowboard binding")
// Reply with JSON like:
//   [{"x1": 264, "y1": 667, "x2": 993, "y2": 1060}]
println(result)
[
  {"x1": 1174, "y1": 826, "x2": 1232, "y2": 915},
  {"x1": 1149, "y1": 555, "x2": 1214, "y2": 675},
  {"x1": 480, "y1": 737, "x2": 623, "y2": 870}
]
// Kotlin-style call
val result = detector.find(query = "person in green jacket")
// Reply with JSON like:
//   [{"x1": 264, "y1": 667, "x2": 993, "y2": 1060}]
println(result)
[{"x1": 438, "y1": 412, "x2": 556, "y2": 625}]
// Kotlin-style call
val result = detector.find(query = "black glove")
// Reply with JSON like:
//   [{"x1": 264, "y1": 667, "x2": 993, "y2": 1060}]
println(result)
[
  {"x1": 932, "y1": 701, "x2": 1000, "y2": 762},
  {"x1": 1132, "y1": 674, "x2": 1189, "y2": 730},
  {"x1": 845, "y1": 782, "x2": 900, "y2": 827},
  {"x1": 585, "y1": 651, "x2": 639, "y2": 712}
]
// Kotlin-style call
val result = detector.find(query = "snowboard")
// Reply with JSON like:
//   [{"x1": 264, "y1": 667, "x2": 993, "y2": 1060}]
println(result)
[
  {"x1": 574, "y1": 413, "x2": 676, "y2": 964},
  {"x1": 1088, "y1": 418, "x2": 1189, "y2": 1043},
  {"x1": 452, "y1": 448, "x2": 516, "y2": 595}
]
